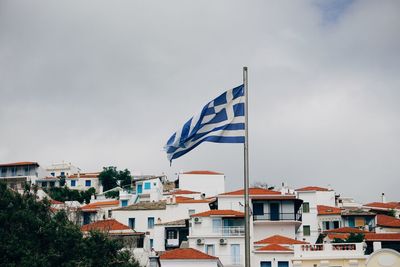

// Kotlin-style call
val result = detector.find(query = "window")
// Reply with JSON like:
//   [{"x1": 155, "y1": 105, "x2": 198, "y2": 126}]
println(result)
[
  {"x1": 108, "y1": 210, "x2": 112, "y2": 218},
  {"x1": 137, "y1": 184, "x2": 143, "y2": 194},
  {"x1": 167, "y1": 230, "x2": 177, "y2": 239},
  {"x1": 348, "y1": 217, "x2": 355, "y2": 227},
  {"x1": 60, "y1": 171, "x2": 65, "y2": 176},
  {"x1": 41, "y1": 181, "x2": 48, "y2": 187},
  {"x1": 11, "y1": 168, "x2": 16, "y2": 176},
  {"x1": 24, "y1": 166, "x2": 30, "y2": 175},
  {"x1": 260, "y1": 261, "x2": 272, "y2": 267},
  {"x1": 71, "y1": 180, "x2": 76, "y2": 187},
  {"x1": 231, "y1": 244, "x2": 240, "y2": 265},
  {"x1": 128, "y1": 218, "x2": 135, "y2": 229},
  {"x1": 212, "y1": 218, "x2": 222, "y2": 233},
  {"x1": 278, "y1": 261, "x2": 289, "y2": 267},
  {"x1": 303, "y1": 202, "x2": 310, "y2": 213},
  {"x1": 188, "y1": 209, "x2": 196, "y2": 216},
  {"x1": 333, "y1": 221, "x2": 340, "y2": 229},
  {"x1": 205, "y1": 244, "x2": 215, "y2": 256},
  {"x1": 150, "y1": 239, "x2": 154, "y2": 249},
  {"x1": 323, "y1": 221, "x2": 330, "y2": 230},
  {"x1": 49, "y1": 181, "x2": 55, "y2": 187},
  {"x1": 50, "y1": 172, "x2": 55, "y2": 177},
  {"x1": 253, "y1": 202, "x2": 264, "y2": 216},
  {"x1": 148, "y1": 217, "x2": 155, "y2": 229},
  {"x1": 303, "y1": 225, "x2": 311, "y2": 236},
  {"x1": 144, "y1": 182, "x2": 151, "y2": 190},
  {"x1": 85, "y1": 180, "x2": 91, "y2": 187},
  {"x1": 121, "y1": 200, "x2": 128, "y2": 207}
]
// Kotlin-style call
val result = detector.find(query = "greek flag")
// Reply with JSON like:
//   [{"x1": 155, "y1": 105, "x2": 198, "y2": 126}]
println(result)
[{"x1": 165, "y1": 84, "x2": 245, "y2": 162}]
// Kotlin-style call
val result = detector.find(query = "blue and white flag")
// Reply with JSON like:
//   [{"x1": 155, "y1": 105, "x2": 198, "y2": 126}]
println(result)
[{"x1": 165, "y1": 84, "x2": 245, "y2": 162}]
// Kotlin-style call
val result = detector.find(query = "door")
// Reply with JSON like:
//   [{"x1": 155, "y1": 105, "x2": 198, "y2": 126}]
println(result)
[
  {"x1": 253, "y1": 202, "x2": 264, "y2": 216},
  {"x1": 137, "y1": 184, "x2": 143, "y2": 194},
  {"x1": 212, "y1": 218, "x2": 222, "y2": 233},
  {"x1": 231, "y1": 244, "x2": 240, "y2": 265},
  {"x1": 205, "y1": 244, "x2": 215, "y2": 256},
  {"x1": 270, "y1": 202, "x2": 280, "y2": 221}
]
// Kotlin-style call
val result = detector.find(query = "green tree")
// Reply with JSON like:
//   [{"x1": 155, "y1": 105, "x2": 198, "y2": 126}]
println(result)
[
  {"x1": 99, "y1": 167, "x2": 119, "y2": 191},
  {"x1": 46, "y1": 187, "x2": 96, "y2": 204},
  {"x1": 332, "y1": 233, "x2": 364, "y2": 243},
  {"x1": 99, "y1": 167, "x2": 132, "y2": 191},
  {"x1": 118, "y1": 169, "x2": 132, "y2": 188},
  {"x1": 0, "y1": 182, "x2": 140, "y2": 267}
]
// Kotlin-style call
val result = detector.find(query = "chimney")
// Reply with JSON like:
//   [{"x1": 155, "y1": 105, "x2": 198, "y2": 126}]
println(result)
[{"x1": 381, "y1": 193, "x2": 386, "y2": 203}]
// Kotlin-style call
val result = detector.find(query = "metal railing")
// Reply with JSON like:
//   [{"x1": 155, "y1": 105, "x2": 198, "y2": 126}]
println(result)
[{"x1": 253, "y1": 212, "x2": 302, "y2": 221}]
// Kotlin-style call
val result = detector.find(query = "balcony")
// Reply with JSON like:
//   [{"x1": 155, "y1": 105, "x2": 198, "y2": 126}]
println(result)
[
  {"x1": 253, "y1": 212, "x2": 302, "y2": 222},
  {"x1": 293, "y1": 243, "x2": 365, "y2": 259},
  {"x1": 191, "y1": 226, "x2": 245, "y2": 237}
]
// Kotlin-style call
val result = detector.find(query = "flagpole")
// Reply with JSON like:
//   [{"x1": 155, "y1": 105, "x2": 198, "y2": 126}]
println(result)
[{"x1": 243, "y1": 66, "x2": 251, "y2": 267}]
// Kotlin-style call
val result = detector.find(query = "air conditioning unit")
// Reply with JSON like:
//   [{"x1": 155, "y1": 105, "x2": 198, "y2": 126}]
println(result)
[
  {"x1": 219, "y1": 238, "x2": 228, "y2": 245},
  {"x1": 194, "y1": 217, "x2": 202, "y2": 224},
  {"x1": 196, "y1": 238, "x2": 204, "y2": 245}
]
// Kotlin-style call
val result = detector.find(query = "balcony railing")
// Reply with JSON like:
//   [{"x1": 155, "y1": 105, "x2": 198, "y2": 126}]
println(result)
[
  {"x1": 293, "y1": 243, "x2": 364, "y2": 258},
  {"x1": 253, "y1": 212, "x2": 302, "y2": 221},
  {"x1": 191, "y1": 226, "x2": 245, "y2": 237}
]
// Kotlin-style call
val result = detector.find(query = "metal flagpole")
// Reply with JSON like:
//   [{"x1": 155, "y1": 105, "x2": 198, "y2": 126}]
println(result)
[{"x1": 243, "y1": 66, "x2": 251, "y2": 267}]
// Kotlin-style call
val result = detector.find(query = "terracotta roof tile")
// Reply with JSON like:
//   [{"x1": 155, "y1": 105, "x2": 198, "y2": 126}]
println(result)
[
  {"x1": 317, "y1": 205, "x2": 342, "y2": 215},
  {"x1": 220, "y1": 187, "x2": 282, "y2": 196},
  {"x1": 81, "y1": 219, "x2": 131, "y2": 232},
  {"x1": 182, "y1": 170, "x2": 223, "y2": 175},
  {"x1": 324, "y1": 227, "x2": 368, "y2": 234},
  {"x1": 254, "y1": 235, "x2": 308, "y2": 245},
  {"x1": 0, "y1": 161, "x2": 39, "y2": 167},
  {"x1": 377, "y1": 214, "x2": 400, "y2": 228},
  {"x1": 364, "y1": 202, "x2": 400, "y2": 210},
  {"x1": 175, "y1": 196, "x2": 214, "y2": 204},
  {"x1": 326, "y1": 233, "x2": 350, "y2": 240},
  {"x1": 50, "y1": 199, "x2": 64, "y2": 205},
  {"x1": 257, "y1": 244, "x2": 293, "y2": 252},
  {"x1": 364, "y1": 233, "x2": 400, "y2": 241},
  {"x1": 160, "y1": 248, "x2": 218, "y2": 260},
  {"x1": 170, "y1": 189, "x2": 201, "y2": 195},
  {"x1": 81, "y1": 200, "x2": 119, "y2": 211},
  {"x1": 191, "y1": 209, "x2": 244, "y2": 217},
  {"x1": 296, "y1": 186, "x2": 330, "y2": 192},
  {"x1": 68, "y1": 172, "x2": 100, "y2": 179}
]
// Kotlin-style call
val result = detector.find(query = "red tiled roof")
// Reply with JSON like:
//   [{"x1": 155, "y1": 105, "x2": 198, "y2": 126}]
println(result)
[
  {"x1": 81, "y1": 219, "x2": 131, "y2": 232},
  {"x1": 171, "y1": 189, "x2": 201, "y2": 195},
  {"x1": 0, "y1": 161, "x2": 39, "y2": 167},
  {"x1": 50, "y1": 199, "x2": 63, "y2": 205},
  {"x1": 81, "y1": 200, "x2": 119, "y2": 211},
  {"x1": 257, "y1": 244, "x2": 293, "y2": 252},
  {"x1": 377, "y1": 214, "x2": 400, "y2": 228},
  {"x1": 364, "y1": 202, "x2": 400, "y2": 210},
  {"x1": 364, "y1": 233, "x2": 400, "y2": 241},
  {"x1": 182, "y1": 170, "x2": 223, "y2": 175},
  {"x1": 175, "y1": 196, "x2": 213, "y2": 204},
  {"x1": 317, "y1": 205, "x2": 342, "y2": 215},
  {"x1": 220, "y1": 187, "x2": 282, "y2": 196},
  {"x1": 68, "y1": 172, "x2": 100, "y2": 179},
  {"x1": 296, "y1": 186, "x2": 330, "y2": 192},
  {"x1": 160, "y1": 248, "x2": 218, "y2": 260},
  {"x1": 326, "y1": 233, "x2": 350, "y2": 240},
  {"x1": 191, "y1": 209, "x2": 244, "y2": 217},
  {"x1": 254, "y1": 235, "x2": 308, "y2": 245},
  {"x1": 324, "y1": 227, "x2": 368, "y2": 234}
]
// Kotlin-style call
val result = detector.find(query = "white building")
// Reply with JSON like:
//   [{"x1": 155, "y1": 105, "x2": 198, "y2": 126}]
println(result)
[
  {"x1": 188, "y1": 209, "x2": 245, "y2": 266},
  {"x1": 159, "y1": 248, "x2": 223, "y2": 267},
  {"x1": 66, "y1": 172, "x2": 102, "y2": 193},
  {"x1": 46, "y1": 162, "x2": 80, "y2": 177},
  {"x1": 0, "y1": 161, "x2": 47, "y2": 189},
  {"x1": 295, "y1": 186, "x2": 336, "y2": 243},
  {"x1": 178, "y1": 171, "x2": 225, "y2": 197}
]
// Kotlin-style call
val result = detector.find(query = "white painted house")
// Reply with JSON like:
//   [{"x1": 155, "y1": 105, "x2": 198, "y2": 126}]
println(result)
[
  {"x1": 295, "y1": 186, "x2": 336, "y2": 243},
  {"x1": 46, "y1": 162, "x2": 80, "y2": 178},
  {"x1": 178, "y1": 171, "x2": 225, "y2": 197},
  {"x1": 0, "y1": 161, "x2": 47, "y2": 189},
  {"x1": 66, "y1": 172, "x2": 102, "y2": 193}
]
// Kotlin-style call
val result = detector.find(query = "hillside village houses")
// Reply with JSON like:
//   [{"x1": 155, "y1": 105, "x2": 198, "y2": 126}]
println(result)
[{"x1": 1, "y1": 161, "x2": 400, "y2": 267}]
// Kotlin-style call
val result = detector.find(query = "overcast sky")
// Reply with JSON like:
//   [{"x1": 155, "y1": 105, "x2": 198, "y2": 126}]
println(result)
[{"x1": 1, "y1": 0, "x2": 399, "y2": 203}]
